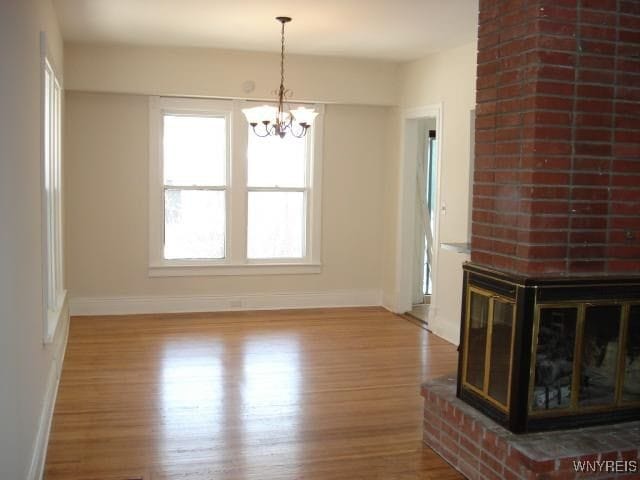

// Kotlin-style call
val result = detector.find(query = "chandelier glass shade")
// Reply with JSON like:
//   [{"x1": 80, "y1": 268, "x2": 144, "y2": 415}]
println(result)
[{"x1": 242, "y1": 17, "x2": 318, "y2": 139}]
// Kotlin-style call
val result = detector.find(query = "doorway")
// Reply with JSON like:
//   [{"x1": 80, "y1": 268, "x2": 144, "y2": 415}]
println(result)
[
  {"x1": 393, "y1": 104, "x2": 442, "y2": 323},
  {"x1": 410, "y1": 121, "x2": 437, "y2": 323}
]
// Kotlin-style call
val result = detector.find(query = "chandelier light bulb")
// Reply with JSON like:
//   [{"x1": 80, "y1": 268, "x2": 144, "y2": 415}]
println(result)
[
  {"x1": 291, "y1": 107, "x2": 318, "y2": 127},
  {"x1": 241, "y1": 106, "x2": 264, "y2": 126}
]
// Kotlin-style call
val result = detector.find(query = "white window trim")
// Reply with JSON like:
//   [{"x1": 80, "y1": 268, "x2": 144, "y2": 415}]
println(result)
[
  {"x1": 148, "y1": 96, "x2": 324, "y2": 277},
  {"x1": 40, "y1": 32, "x2": 67, "y2": 343}
]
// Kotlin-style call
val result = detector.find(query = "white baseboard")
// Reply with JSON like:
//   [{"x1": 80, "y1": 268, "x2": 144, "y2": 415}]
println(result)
[
  {"x1": 381, "y1": 290, "x2": 400, "y2": 313},
  {"x1": 69, "y1": 289, "x2": 384, "y2": 316},
  {"x1": 430, "y1": 316, "x2": 460, "y2": 346},
  {"x1": 27, "y1": 302, "x2": 70, "y2": 480}
]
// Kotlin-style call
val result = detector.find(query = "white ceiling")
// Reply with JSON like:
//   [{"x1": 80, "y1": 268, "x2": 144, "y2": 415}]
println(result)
[{"x1": 52, "y1": 0, "x2": 479, "y2": 61}]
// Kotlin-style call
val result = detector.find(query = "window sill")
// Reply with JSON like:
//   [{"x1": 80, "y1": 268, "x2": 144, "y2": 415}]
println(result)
[{"x1": 148, "y1": 262, "x2": 322, "y2": 277}]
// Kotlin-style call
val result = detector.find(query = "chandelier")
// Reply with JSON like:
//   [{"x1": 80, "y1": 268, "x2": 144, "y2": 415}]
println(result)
[{"x1": 242, "y1": 17, "x2": 318, "y2": 139}]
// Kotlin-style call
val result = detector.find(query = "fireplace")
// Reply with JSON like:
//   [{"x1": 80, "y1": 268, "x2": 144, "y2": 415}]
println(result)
[{"x1": 457, "y1": 263, "x2": 640, "y2": 433}]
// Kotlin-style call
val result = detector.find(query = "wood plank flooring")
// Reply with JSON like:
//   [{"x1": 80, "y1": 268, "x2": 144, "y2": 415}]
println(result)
[{"x1": 45, "y1": 307, "x2": 461, "y2": 479}]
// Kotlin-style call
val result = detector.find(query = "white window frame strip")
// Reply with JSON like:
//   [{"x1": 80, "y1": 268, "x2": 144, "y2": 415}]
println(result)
[
  {"x1": 148, "y1": 96, "x2": 323, "y2": 276},
  {"x1": 40, "y1": 32, "x2": 67, "y2": 343}
]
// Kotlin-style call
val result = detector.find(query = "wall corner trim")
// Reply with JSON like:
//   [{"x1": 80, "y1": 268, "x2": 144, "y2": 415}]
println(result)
[{"x1": 27, "y1": 308, "x2": 70, "y2": 480}]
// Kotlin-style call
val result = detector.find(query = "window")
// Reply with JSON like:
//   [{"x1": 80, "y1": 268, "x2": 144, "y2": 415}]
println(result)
[
  {"x1": 247, "y1": 132, "x2": 307, "y2": 259},
  {"x1": 162, "y1": 112, "x2": 229, "y2": 260},
  {"x1": 41, "y1": 33, "x2": 66, "y2": 343},
  {"x1": 149, "y1": 97, "x2": 323, "y2": 276}
]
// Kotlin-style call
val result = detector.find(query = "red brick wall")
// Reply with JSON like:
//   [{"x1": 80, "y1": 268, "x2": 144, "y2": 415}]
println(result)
[{"x1": 472, "y1": 0, "x2": 640, "y2": 276}]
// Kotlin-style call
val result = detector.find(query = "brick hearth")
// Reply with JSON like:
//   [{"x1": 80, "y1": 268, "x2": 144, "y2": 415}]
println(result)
[{"x1": 422, "y1": 376, "x2": 640, "y2": 479}]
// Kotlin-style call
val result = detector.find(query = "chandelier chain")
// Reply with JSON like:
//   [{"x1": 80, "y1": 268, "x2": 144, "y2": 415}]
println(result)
[
  {"x1": 280, "y1": 20, "x2": 286, "y2": 94},
  {"x1": 242, "y1": 16, "x2": 316, "y2": 139}
]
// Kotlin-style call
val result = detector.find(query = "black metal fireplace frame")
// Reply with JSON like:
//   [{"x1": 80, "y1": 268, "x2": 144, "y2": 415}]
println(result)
[{"x1": 457, "y1": 263, "x2": 640, "y2": 433}]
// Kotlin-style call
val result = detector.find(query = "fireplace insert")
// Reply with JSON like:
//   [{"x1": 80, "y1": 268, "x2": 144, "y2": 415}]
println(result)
[{"x1": 457, "y1": 263, "x2": 640, "y2": 433}]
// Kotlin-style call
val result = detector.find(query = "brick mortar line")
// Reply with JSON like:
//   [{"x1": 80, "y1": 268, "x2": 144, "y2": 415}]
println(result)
[
  {"x1": 473, "y1": 170, "x2": 634, "y2": 175},
  {"x1": 476, "y1": 46, "x2": 640, "y2": 67},
  {"x1": 472, "y1": 183, "x2": 639, "y2": 189},
  {"x1": 471, "y1": 231, "x2": 633, "y2": 239},
  {"x1": 479, "y1": 74, "x2": 640, "y2": 91},
  {"x1": 470, "y1": 186, "x2": 640, "y2": 189},
  {"x1": 477, "y1": 138, "x2": 620, "y2": 144},
  {"x1": 472, "y1": 200, "x2": 639, "y2": 205},
  {"x1": 472, "y1": 213, "x2": 640, "y2": 221},
  {"x1": 479, "y1": 108, "x2": 640, "y2": 117},
  {"x1": 470, "y1": 251, "x2": 632, "y2": 262},
  {"x1": 471, "y1": 237, "x2": 622, "y2": 247},
  {"x1": 607, "y1": 0, "x2": 622, "y2": 275},
  {"x1": 566, "y1": 2, "x2": 583, "y2": 272},
  {"x1": 476, "y1": 106, "x2": 640, "y2": 116}
]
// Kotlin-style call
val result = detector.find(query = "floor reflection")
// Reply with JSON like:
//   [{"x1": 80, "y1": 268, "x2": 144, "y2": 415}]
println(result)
[
  {"x1": 240, "y1": 335, "x2": 301, "y2": 470},
  {"x1": 157, "y1": 333, "x2": 302, "y2": 475},
  {"x1": 241, "y1": 336, "x2": 301, "y2": 410},
  {"x1": 160, "y1": 340, "x2": 224, "y2": 467}
]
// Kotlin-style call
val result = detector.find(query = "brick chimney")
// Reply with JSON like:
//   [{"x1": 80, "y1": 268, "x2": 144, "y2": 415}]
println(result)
[{"x1": 471, "y1": 0, "x2": 640, "y2": 276}]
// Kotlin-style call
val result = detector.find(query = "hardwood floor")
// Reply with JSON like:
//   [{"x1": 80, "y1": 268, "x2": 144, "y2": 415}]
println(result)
[{"x1": 45, "y1": 307, "x2": 461, "y2": 479}]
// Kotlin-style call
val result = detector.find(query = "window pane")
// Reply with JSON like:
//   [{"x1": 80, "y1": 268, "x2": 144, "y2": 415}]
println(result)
[
  {"x1": 163, "y1": 115, "x2": 226, "y2": 186},
  {"x1": 44, "y1": 68, "x2": 51, "y2": 189},
  {"x1": 164, "y1": 189, "x2": 225, "y2": 259},
  {"x1": 247, "y1": 192, "x2": 304, "y2": 259},
  {"x1": 247, "y1": 127, "x2": 306, "y2": 187}
]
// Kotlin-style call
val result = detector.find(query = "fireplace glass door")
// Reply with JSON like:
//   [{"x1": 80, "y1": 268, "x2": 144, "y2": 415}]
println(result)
[
  {"x1": 465, "y1": 290, "x2": 489, "y2": 390},
  {"x1": 579, "y1": 305, "x2": 621, "y2": 407},
  {"x1": 531, "y1": 302, "x2": 640, "y2": 415},
  {"x1": 531, "y1": 307, "x2": 577, "y2": 412},
  {"x1": 463, "y1": 288, "x2": 515, "y2": 410},
  {"x1": 459, "y1": 264, "x2": 640, "y2": 432},
  {"x1": 488, "y1": 299, "x2": 515, "y2": 405}
]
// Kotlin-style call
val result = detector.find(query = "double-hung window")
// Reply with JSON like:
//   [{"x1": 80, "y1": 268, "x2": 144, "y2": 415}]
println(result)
[
  {"x1": 149, "y1": 97, "x2": 323, "y2": 276},
  {"x1": 41, "y1": 33, "x2": 66, "y2": 342},
  {"x1": 162, "y1": 105, "x2": 229, "y2": 260},
  {"x1": 247, "y1": 129, "x2": 308, "y2": 260}
]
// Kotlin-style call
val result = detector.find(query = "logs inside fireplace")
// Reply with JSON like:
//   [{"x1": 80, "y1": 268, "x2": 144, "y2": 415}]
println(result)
[{"x1": 457, "y1": 263, "x2": 640, "y2": 433}]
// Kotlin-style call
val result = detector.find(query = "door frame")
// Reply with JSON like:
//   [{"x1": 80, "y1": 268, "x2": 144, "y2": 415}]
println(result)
[{"x1": 393, "y1": 103, "x2": 443, "y2": 314}]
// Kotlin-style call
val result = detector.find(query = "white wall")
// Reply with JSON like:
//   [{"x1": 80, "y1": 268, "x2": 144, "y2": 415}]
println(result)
[
  {"x1": 381, "y1": 107, "x2": 402, "y2": 309},
  {"x1": 0, "y1": 0, "x2": 69, "y2": 478},
  {"x1": 65, "y1": 43, "x2": 400, "y2": 106},
  {"x1": 65, "y1": 92, "x2": 391, "y2": 310},
  {"x1": 388, "y1": 41, "x2": 477, "y2": 344},
  {"x1": 401, "y1": 41, "x2": 477, "y2": 244},
  {"x1": 61, "y1": 42, "x2": 401, "y2": 313},
  {"x1": 62, "y1": 40, "x2": 478, "y2": 340}
]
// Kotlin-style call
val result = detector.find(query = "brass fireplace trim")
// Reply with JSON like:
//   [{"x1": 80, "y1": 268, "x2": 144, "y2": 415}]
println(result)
[
  {"x1": 528, "y1": 300, "x2": 640, "y2": 417},
  {"x1": 461, "y1": 285, "x2": 517, "y2": 412},
  {"x1": 571, "y1": 304, "x2": 586, "y2": 411},
  {"x1": 615, "y1": 305, "x2": 630, "y2": 405}
]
